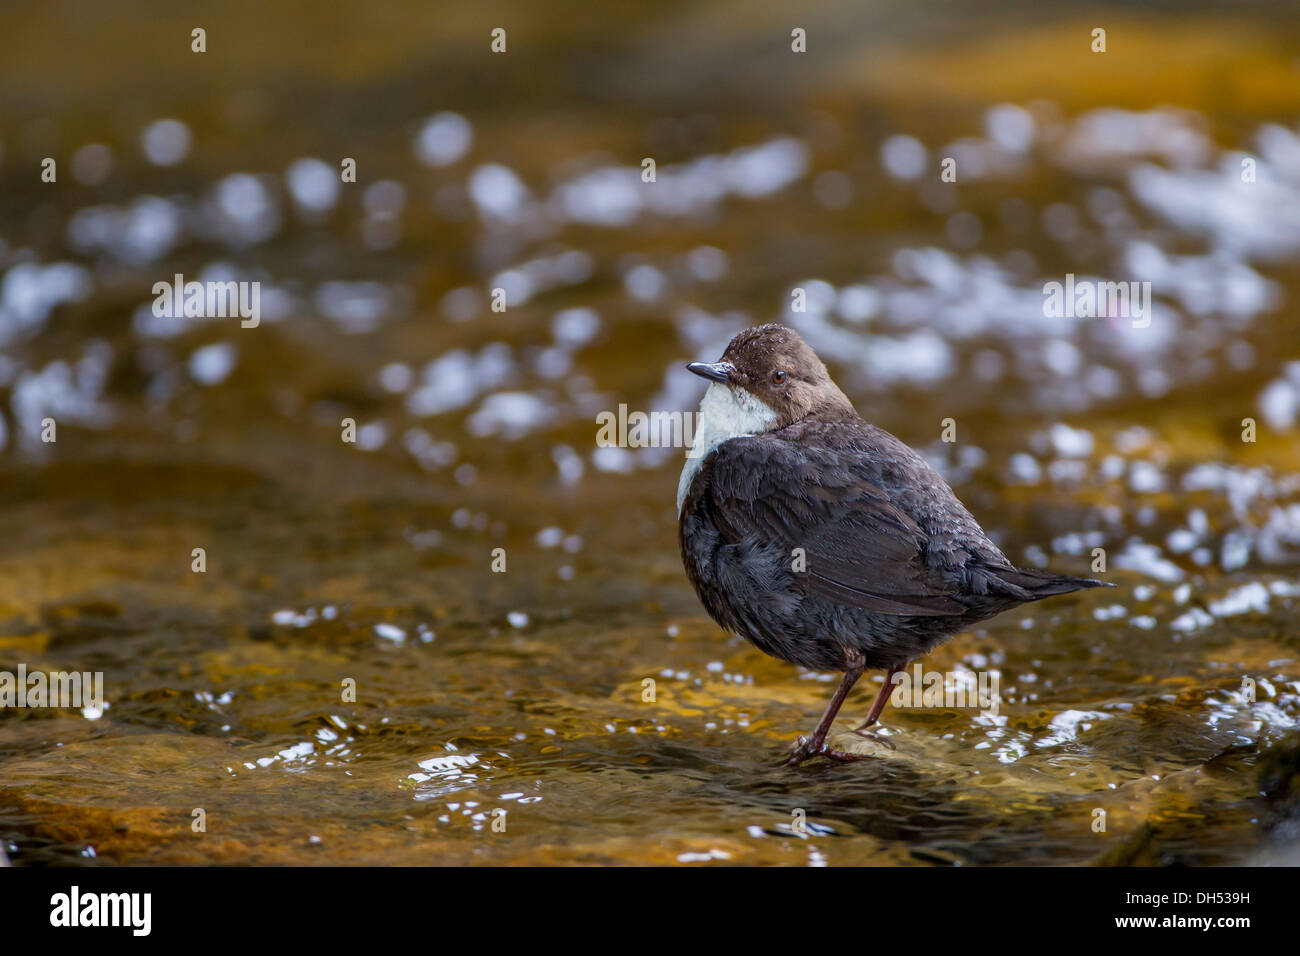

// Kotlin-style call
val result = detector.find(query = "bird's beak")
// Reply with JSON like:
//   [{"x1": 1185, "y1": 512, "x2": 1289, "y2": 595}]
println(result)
[{"x1": 686, "y1": 361, "x2": 735, "y2": 384}]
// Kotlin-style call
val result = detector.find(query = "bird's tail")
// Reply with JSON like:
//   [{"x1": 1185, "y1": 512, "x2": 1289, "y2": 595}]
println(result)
[{"x1": 988, "y1": 566, "x2": 1116, "y2": 602}]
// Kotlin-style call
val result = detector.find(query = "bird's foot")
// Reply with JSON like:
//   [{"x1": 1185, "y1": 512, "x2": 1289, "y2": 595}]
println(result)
[{"x1": 784, "y1": 734, "x2": 879, "y2": 766}]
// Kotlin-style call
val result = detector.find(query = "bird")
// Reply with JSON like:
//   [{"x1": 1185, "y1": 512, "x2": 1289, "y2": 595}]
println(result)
[{"x1": 676, "y1": 324, "x2": 1113, "y2": 765}]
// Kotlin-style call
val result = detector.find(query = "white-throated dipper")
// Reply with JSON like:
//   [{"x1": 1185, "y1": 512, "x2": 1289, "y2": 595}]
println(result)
[{"x1": 677, "y1": 324, "x2": 1113, "y2": 765}]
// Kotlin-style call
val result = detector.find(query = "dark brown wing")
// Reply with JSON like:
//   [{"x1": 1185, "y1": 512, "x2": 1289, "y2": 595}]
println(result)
[{"x1": 705, "y1": 434, "x2": 967, "y2": 616}]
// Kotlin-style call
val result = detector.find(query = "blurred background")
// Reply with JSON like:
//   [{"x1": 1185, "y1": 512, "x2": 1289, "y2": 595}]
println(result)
[{"x1": 2, "y1": 0, "x2": 1300, "y2": 866}]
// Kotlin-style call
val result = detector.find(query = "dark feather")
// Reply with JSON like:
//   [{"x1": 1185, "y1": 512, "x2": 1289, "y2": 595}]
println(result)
[{"x1": 679, "y1": 414, "x2": 1113, "y2": 672}]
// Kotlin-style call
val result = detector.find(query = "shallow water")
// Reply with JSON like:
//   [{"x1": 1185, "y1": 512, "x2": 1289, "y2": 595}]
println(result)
[{"x1": 2, "y1": 1, "x2": 1300, "y2": 865}]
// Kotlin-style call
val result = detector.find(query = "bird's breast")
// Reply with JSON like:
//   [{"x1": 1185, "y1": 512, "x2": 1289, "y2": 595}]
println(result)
[{"x1": 676, "y1": 383, "x2": 777, "y2": 514}]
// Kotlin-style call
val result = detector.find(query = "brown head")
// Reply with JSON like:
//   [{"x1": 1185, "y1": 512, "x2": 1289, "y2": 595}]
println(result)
[{"x1": 686, "y1": 324, "x2": 856, "y2": 428}]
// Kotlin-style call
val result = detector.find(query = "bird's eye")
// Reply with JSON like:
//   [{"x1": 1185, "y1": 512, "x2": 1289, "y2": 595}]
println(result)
[{"x1": 772, "y1": 370, "x2": 788, "y2": 385}]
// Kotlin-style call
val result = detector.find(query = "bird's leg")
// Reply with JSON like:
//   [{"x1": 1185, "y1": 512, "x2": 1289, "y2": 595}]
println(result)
[
  {"x1": 855, "y1": 663, "x2": 904, "y2": 732},
  {"x1": 786, "y1": 648, "x2": 866, "y2": 766}
]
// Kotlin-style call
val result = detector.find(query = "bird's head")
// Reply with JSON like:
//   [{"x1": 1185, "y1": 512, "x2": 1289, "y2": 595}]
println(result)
[{"x1": 686, "y1": 324, "x2": 855, "y2": 430}]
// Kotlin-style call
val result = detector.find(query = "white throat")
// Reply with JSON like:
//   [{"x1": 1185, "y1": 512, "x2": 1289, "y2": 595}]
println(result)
[{"x1": 676, "y1": 383, "x2": 779, "y2": 514}]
